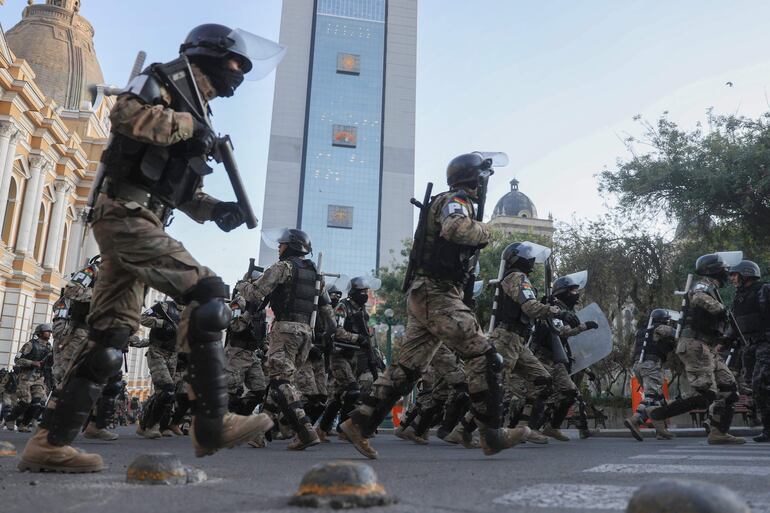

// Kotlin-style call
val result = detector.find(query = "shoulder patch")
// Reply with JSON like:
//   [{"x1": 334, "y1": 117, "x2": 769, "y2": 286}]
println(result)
[
  {"x1": 692, "y1": 282, "x2": 710, "y2": 293},
  {"x1": 70, "y1": 265, "x2": 96, "y2": 288},
  {"x1": 519, "y1": 275, "x2": 537, "y2": 301},
  {"x1": 440, "y1": 193, "x2": 472, "y2": 220}
]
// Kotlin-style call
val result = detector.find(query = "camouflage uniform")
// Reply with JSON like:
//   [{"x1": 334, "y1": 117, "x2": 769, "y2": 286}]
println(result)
[
  {"x1": 7, "y1": 335, "x2": 51, "y2": 430},
  {"x1": 344, "y1": 187, "x2": 527, "y2": 458},
  {"x1": 633, "y1": 324, "x2": 676, "y2": 405},
  {"x1": 491, "y1": 271, "x2": 556, "y2": 429},
  {"x1": 225, "y1": 289, "x2": 267, "y2": 415},
  {"x1": 649, "y1": 277, "x2": 743, "y2": 443},
  {"x1": 239, "y1": 255, "x2": 333, "y2": 448},
  {"x1": 1, "y1": 369, "x2": 19, "y2": 427},
  {"x1": 51, "y1": 263, "x2": 98, "y2": 385},
  {"x1": 20, "y1": 64, "x2": 268, "y2": 473}
]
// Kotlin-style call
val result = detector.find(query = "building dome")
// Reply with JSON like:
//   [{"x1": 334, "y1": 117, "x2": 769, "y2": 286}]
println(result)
[
  {"x1": 492, "y1": 178, "x2": 538, "y2": 219},
  {"x1": 5, "y1": 0, "x2": 104, "y2": 111}
]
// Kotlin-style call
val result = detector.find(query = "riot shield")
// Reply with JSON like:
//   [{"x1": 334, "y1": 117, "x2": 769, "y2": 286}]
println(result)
[{"x1": 568, "y1": 302, "x2": 612, "y2": 375}]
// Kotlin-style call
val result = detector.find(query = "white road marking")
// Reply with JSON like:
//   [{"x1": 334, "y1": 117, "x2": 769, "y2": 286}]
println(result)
[
  {"x1": 662, "y1": 448, "x2": 770, "y2": 455},
  {"x1": 631, "y1": 454, "x2": 770, "y2": 462},
  {"x1": 674, "y1": 443, "x2": 759, "y2": 449},
  {"x1": 585, "y1": 463, "x2": 770, "y2": 476},
  {"x1": 493, "y1": 483, "x2": 635, "y2": 510}
]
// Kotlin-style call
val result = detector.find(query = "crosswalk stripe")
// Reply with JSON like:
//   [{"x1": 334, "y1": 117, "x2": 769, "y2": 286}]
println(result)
[
  {"x1": 585, "y1": 463, "x2": 770, "y2": 476},
  {"x1": 493, "y1": 483, "x2": 635, "y2": 510},
  {"x1": 674, "y1": 444, "x2": 759, "y2": 449},
  {"x1": 631, "y1": 454, "x2": 770, "y2": 462},
  {"x1": 660, "y1": 448, "x2": 770, "y2": 456}
]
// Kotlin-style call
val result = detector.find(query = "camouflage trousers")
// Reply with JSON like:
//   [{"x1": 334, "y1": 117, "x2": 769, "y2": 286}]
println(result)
[
  {"x1": 357, "y1": 278, "x2": 493, "y2": 432},
  {"x1": 263, "y1": 321, "x2": 313, "y2": 428},
  {"x1": 676, "y1": 336, "x2": 738, "y2": 429},
  {"x1": 147, "y1": 346, "x2": 177, "y2": 390},
  {"x1": 538, "y1": 354, "x2": 578, "y2": 402},
  {"x1": 225, "y1": 346, "x2": 266, "y2": 395},
  {"x1": 88, "y1": 195, "x2": 216, "y2": 350},
  {"x1": 633, "y1": 358, "x2": 665, "y2": 400},
  {"x1": 328, "y1": 354, "x2": 359, "y2": 398},
  {"x1": 52, "y1": 324, "x2": 89, "y2": 385},
  {"x1": 491, "y1": 328, "x2": 552, "y2": 422},
  {"x1": 16, "y1": 374, "x2": 46, "y2": 403},
  {"x1": 416, "y1": 343, "x2": 467, "y2": 409},
  {"x1": 296, "y1": 355, "x2": 327, "y2": 398}
]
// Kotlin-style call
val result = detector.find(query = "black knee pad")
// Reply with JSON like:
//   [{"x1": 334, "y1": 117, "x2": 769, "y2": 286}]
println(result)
[
  {"x1": 76, "y1": 346, "x2": 124, "y2": 383},
  {"x1": 101, "y1": 376, "x2": 124, "y2": 399},
  {"x1": 484, "y1": 347, "x2": 504, "y2": 373},
  {"x1": 342, "y1": 385, "x2": 361, "y2": 404},
  {"x1": 183, "y1": 276, "x2": 229, "y2": 304},
  {"x1": 394, "y1": 364, "x2": 421, "y2": 395},
  {"x1": 533, "y1": 375, "x2": 553, "y2": 397},
  {"x1": 695, "y1": 387, "x2": 717, "y2": 403},
  {"x1": 564, "y1": 388, "x2": 579, "y2": 402},
  {"x1": 718, "y1": 383, "x2": 739, "y2": 404}
]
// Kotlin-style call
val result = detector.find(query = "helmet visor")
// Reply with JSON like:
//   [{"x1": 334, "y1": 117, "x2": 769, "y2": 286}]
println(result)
[
  {"x1": 716, "y1": 251, "x2": 743, "y2": 268},
  {"x1": 515, "y1": 241, "x2": 552, "y2": 263},
  {"x1": 557, "y1": 270, "x2": 588, "y2": 291},
  {"x1": 260, "y1": 227, "x2": 286, "y2": 250},
  {"x1": 472, "y1": 152, "x2": 509, "y2": 168},
  {"x1": 228, "y1": 28, "x2": 287, "y2": 80}
]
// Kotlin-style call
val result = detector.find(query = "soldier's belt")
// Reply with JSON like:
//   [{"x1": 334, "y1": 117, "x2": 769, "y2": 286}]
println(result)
[
  {"x1": 496, "y1": 322, "x2": 531, "y2": 337},
  {"x1": 333, "y1": 341, "x2": 360, "y2": 350},
  {"x1": 103, "y1": 178, "x2": 171, "y2": 222}
]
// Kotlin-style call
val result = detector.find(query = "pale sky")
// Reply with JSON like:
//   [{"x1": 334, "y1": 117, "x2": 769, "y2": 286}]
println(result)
[{"x1": 3, "y1": 1, "x2": 770, "y2": 286}]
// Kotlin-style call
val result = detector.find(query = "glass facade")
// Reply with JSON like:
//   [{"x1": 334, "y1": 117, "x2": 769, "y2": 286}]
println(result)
[{"x1": 299, "y1": 0, "x2": 386, "y2": 277}]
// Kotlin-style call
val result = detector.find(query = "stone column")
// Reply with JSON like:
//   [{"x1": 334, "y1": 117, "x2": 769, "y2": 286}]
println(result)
[
  {"x1": 0, "y1": 128, "x2": 21, "y2": 231},
  {"x1": 14, "y1": 155, "x2": 48, "y2": 255},
  {"x1": 43, "y1": 179, "x2": 71, "y2": 269},
  {"x1": 0, "y1": 121, "x2": 17, "y2": 186}
]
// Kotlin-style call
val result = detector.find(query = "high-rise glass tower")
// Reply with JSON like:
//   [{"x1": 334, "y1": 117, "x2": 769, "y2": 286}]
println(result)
[{"x1": 259, "y1": 0, "x2": 416, "y2": 278}]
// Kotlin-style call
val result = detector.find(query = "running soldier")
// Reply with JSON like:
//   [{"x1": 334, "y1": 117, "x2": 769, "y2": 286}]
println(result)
[
  {"x1": 340, "y1": 153, "x2": 529, "y2": 459},
  {"x1": 19, "y1": 24, "x2": 281, "y2": 472},
  {"x1": 648, "y1": 253, "x2": 746, "y2": 444},
  {"x1": 624, "y1": 309, "x2": 677, "y2": 441},
  {"x1": 5, "y1": 324, "x2": 52, "y2": 432}
]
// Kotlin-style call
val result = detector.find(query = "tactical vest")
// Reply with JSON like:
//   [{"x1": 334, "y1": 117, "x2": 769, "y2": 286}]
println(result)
[
  {"x1": 685, "y1": 280, "x2": 725, "y2": 337},
  {"x1": 419, "y1": 190, "x2": 479, "y2": 284},
  {"x1": 495, "y1": 275, "x2": 532, "y2": 336},
  {"x1": 733, "y1": 281, "x2": 769, "y2": 337},
  {"x1": 229, "y1": 307, "x2": 267, "y2": 351},
  {"x1": 25, "y1": 338, "x2": 50, "y2": 363},
  {"x1": 52, "y1": 295, "x2": 69, "y2": 321},
  {"x1": 270, "y1": 257, "x2": 317, "y2": 324},
  {"x1": 635, "y1": 325, "x2": 673, "y2": 361},
  {"x1": 335, "y1": 298, "x2": 368, "y2": 359},
  {"x1": 148, "y1": 302, "x2": 180, "y2": 352},
  {"x1": 632, "y1": 328, "x2": 646, "y2": 361},
  {"x1": 100, "y1": 62, "x2": 210, "y2": 210},
  {"x1": 69, "y1": 300, "x2": 91, "y2": 327}
]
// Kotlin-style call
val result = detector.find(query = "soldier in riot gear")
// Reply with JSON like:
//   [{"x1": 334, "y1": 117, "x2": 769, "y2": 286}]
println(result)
[
  {"x1": 296, "y1": 293, "x2": 333, "y2": 429},
  {"x1": 1, "y1": 367, "x2": 19, "y2": 429},
  {"x1": 225, "y1": 277, "x2": 268, "y2": 418},
  {"x1": 5, "y1": 324, "x2": 53, "y2": 432},
  {"x1": 316, "y1": 277, "x2": 374, "y2": 442},
  {"x1": 729, "y1": 260, "x2": 770, "y2": 442},
  {"x1": 328, "y1": 285, "x2": 343, "y2": 308},
  {"x1": 624, "y1": 309, "x2": 677, "y2": 441},
  {"x1": 648, "y1": 253, "x2": 746, "y2": 444},
  {"x1": 18, "y1": 24, "x2": 281, "y2": 473},
  {"x1": 340, "y1": 153, "x2": 530, "y2": 459},
  {"x1": 238, "y1": 228, "x2": 333, "y2": 450},
  {"x1": 531, "y1": 272, "x2": 599, "y2": 441},
  {"x1": 133, "y1": 300, "x2": 184, "y2": 439}
]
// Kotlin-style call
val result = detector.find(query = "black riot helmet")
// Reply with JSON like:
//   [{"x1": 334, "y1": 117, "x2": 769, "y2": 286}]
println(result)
[
  {"x1": 650, "y1": 308, "x2": 672, "y2": 326},
  {"x1": 348, "y1": 277, "x2": 370, "y2": 306},
  {"x1": 277, "y1": 228, "x2": 312, "y2": 257},
  {"x1": 328, "y1": 284, "x2": 343, "y2": 307},
  {"x1": 502, "y1": 241, "x2": 551, "y2": 275},
  {"x1": 729, "y1": 260, "x2": 761, "y2": 279},
  {"x1": 181, "y1": 24, "x2": 252, "y2": 97},
  {"x1": 446, "y1": 153, "x2": 493, "y2": 189},
  {"x1": 695, "y1": 253, "x2": 732, "y2": 284},
  {"x1": 35, "y1": 323, "x2": 53, "y2": 335}
]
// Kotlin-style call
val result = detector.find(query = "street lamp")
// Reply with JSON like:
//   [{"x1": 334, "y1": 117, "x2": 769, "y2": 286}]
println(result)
[{"x1": 384, "y1": 308, "x2": 394, "y2": 365}]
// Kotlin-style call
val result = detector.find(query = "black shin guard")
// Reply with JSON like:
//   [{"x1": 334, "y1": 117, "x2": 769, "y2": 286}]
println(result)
[
  {"x1": 319, "y1": 398, "x2": 342, "y2": 433},
  {"x1": 414, "y1": 404, "x2": 443, "y2": 437},
  {"x1": 551, "y1": 394, "x2": 577, "y2": 429},
  {"x1": 21, "y1": 398, "x2": 44, "y2": 426},
  {"x1": 269, "y1": 380, "x2": 313, "y2": 443},
  {"x1": 438, "y1": 390, "x2": 470, "y2": 438},
  {"x1": 6, "y1": 400, "x2": 28, "y2": 422},
  {"x1": 185, "y1": 277, "x2": 232, "y2": 449},
  {"x1": 649, "y1": 394, "x2": 711, "y2": 421},
  {"x1": 236, "y1": 390, "x2": 266, "y2": 416},
  {"x1": 171, "y1": 394, "x2": 192, "y2": 426},
  {"x1": 45, "y1": 327, "x2": 128, "y2": 446}
]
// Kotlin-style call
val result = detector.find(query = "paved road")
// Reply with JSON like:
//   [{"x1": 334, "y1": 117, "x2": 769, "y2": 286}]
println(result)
[{"x1": 1, "y1": 427, "x2": 769, "y2": 513}]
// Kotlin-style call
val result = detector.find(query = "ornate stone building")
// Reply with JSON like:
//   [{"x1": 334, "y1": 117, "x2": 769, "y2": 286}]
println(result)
[
  {"x1": 488, "y1": 178, "x2": 555, "y2": 239},
  {"x1": 0, "y1": 0, "x2": 151, "y2": 397}
]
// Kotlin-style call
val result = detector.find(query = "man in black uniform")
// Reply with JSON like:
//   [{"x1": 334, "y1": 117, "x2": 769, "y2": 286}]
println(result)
[
  {"x1": 729, "y1": 260, "x2": 770, "y2": 442},
  {"x1": 5, "y1": 325, "x2": 53, "y2": 432}
]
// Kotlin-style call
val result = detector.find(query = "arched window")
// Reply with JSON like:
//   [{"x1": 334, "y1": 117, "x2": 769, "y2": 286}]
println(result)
[
  {"x1": 1, "y1": 177, "x2": 18, "y2": 244},
  {"x1": 33, "y1": 203, "x2": 50, "y2": 263},
  {"x1": 59, "y1": 222, "x2": 70, "y2": 272}
]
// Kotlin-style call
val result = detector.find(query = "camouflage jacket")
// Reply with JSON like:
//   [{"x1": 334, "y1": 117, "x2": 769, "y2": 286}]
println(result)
[{"x1": 109, "y1": 64, "x2": 220, "y2": 223}]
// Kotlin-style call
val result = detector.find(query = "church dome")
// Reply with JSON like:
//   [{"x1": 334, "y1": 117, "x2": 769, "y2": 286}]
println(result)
[
  {"x1": 5, "y1": 0, "x2": 104, "y2": 111},
  {"x1": 492, "y1": 178, "x2": 538, "y2": 219}
]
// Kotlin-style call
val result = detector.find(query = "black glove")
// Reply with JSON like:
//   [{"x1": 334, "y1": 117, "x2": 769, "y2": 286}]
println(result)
[
  {"x1": 584, "y1": 321, "x2": 599, "y2": 330},
  {"x1": 308, "y1": 345, "x2": 323, "y2": 362},
  {"x1": 187, "y1": 119, "x2": 216, "y2": 156},
  {"x1": 212, "y1": 202, "x2": 245, "y2": 232}
]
